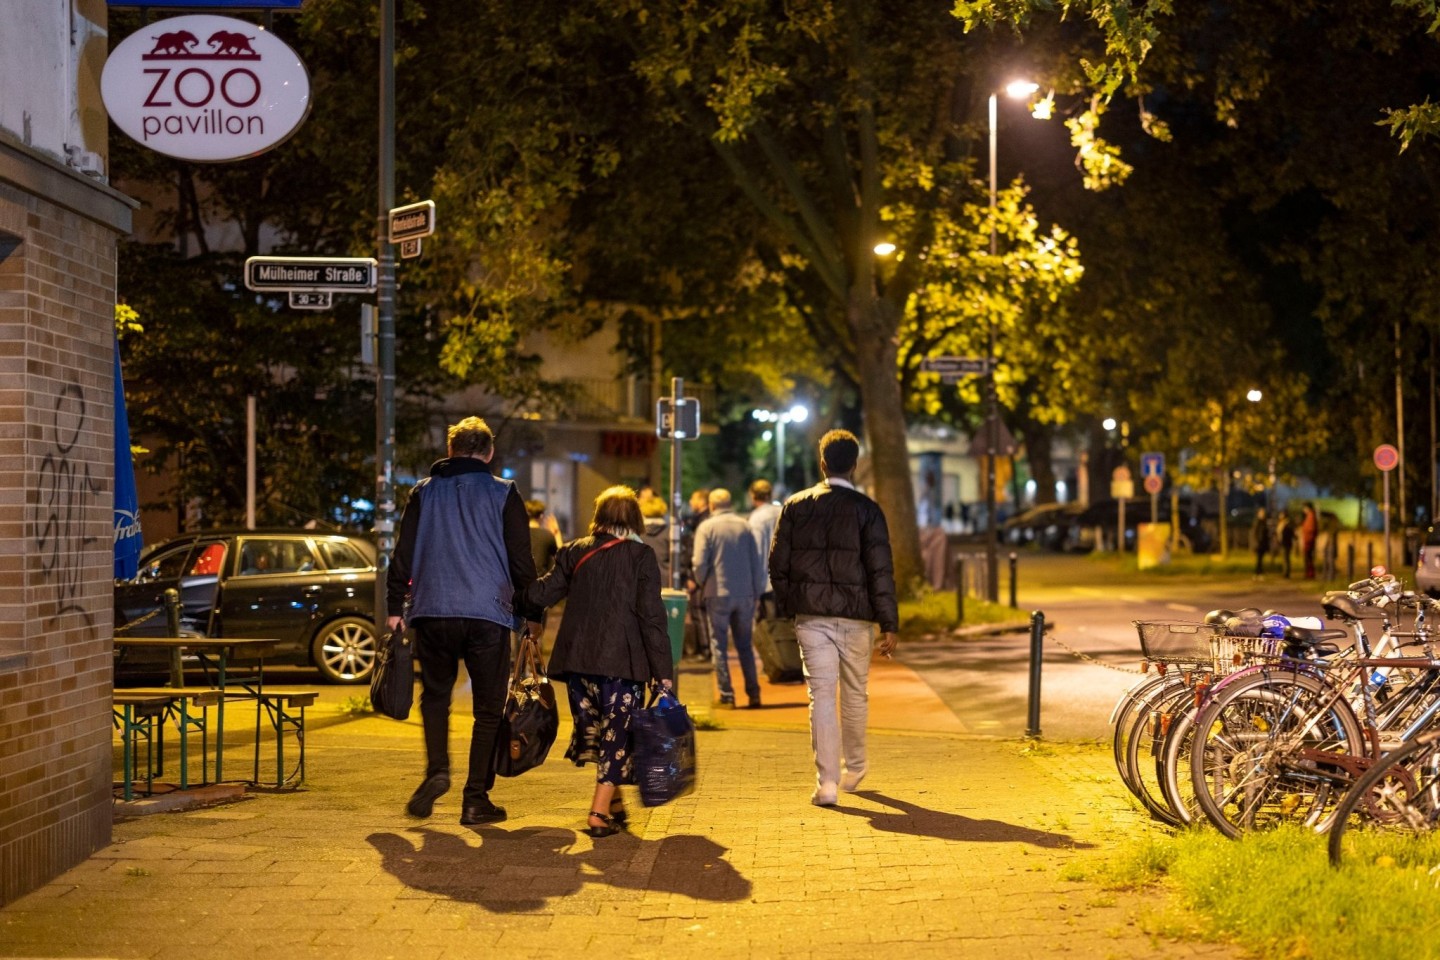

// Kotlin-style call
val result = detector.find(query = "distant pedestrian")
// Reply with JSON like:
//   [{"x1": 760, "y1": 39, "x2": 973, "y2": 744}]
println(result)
[
  {"x1": 640, "y1": 495, "x2": 673, "y2": 587},
  {"x1": 526, "y1": 499, "x2": 561, "y2": 576},
  {"x1": 747, "y1": 479, "x2": 782, "y2": 618},
  {"x1": 1301, "y1": 502, "x2": 1319, "y2": 579},
  {"x1": 770, "y1": 429, "x2": 899, "y2": 806},
  {"x1": 525, "y1": 486, "x2": 673, "y2": 838},
  {"x1": 1251, "y1": 508, "x2": 1271, "y2": 578},
  {"x1": 680, "y1": 488, "x2": 712, "y2": 661},
  {"x1": 1277, "y1": 512, "x2": 1295, "y2": 578},
  {"x1": 692, "y1": 489, "x2": 767, "y2": 708},
  {"x1": 388, "y1": 416, "x2": 542, "y2": 826}
]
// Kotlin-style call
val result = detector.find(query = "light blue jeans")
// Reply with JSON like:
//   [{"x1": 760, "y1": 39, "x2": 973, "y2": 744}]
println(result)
[
  {"x1": 795, "y1": 615, "x2": 875, "y2": 787},
  {"x1": 708, "y1": 594, "x2": 760, "y2": 703}
]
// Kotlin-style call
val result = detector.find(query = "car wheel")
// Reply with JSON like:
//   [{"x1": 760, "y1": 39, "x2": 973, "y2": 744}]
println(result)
[{"x1": 311, "y1": 616, "x2": 377, "y2": 684}]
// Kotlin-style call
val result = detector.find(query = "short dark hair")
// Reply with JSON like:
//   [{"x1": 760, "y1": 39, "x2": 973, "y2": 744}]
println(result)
[
  {"x1": 749, "y1": 479, "x2": 773, "y2": 502},
  {"x1": 524, "y1": 499, "x2": 546, "y2": 520},
  {"x1": 819, "y1": 429, "x2": 860, "y2": 476},
  {"x1": 447, "y1": 416, "x2": 494, "y2": 458},
  {"x1": 590, "y1": 485, "x2": 643, "y2": 536}
]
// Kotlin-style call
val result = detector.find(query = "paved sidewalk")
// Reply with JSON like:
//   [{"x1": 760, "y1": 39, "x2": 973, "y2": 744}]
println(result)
[{"x1": 0, "y1": 657, "x2": 1233, "y2": 960}]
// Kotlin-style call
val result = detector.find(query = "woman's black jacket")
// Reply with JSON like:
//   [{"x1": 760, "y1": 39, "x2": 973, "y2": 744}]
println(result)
[{"x1": 524, "y1": 532, "x2": 674, "y2": 684}]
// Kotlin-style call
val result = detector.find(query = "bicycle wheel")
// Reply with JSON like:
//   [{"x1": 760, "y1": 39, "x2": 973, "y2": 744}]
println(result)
[
  {"x1": 1111, "y1": 672, "x2": 1179, "y2": 797},
  {"x1": 1190, "y1": 668, "x2": 1365, "y2": 839},
  {"x1": 1328, "y1": 729, "x2": 1440, "y2": 866},
  {"x1": 1126, "y1": 681, "x2": 1194, "y2": 826},
  {"x1": 1159, "y1": 690, "x2": 1206, "y2": 827}
]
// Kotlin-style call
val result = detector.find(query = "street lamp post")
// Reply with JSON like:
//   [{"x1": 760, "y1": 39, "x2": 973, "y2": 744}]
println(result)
[
  {"x1": 753, "y1": 405, "x2": 809, "y2": 497},
  {"x1": 984, "y1": 80, "x2": 1039, "y2": 602}
]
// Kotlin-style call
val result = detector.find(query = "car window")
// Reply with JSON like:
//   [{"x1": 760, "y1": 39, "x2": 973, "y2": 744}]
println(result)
[
  {"x1": 236, "y1": 538, "x2": 316, "y2": 576},
  {"x1": 317, "y1": 540, "x2": 368, "y2": 570},
  {"x1": 187, "y1": 541, "x2": 227, "y2": 576},
  {"x1": 140, "y1": 543, "x2": 193, "y2": 581}
]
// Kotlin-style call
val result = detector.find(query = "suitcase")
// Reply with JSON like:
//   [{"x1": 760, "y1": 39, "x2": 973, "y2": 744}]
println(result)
[{"x1": 753, "y1": 617, "x2": 804, "y2": 684}]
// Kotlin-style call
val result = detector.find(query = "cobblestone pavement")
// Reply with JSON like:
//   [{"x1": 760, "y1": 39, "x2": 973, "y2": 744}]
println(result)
[{"x1": 1, "y1": 656, "x2": 1235, "y2": 960}]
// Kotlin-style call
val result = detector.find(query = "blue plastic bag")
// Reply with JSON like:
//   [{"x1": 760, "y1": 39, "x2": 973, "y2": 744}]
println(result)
[{"x1": 632, "y1": 689, "x2": 696, "y2": 807}]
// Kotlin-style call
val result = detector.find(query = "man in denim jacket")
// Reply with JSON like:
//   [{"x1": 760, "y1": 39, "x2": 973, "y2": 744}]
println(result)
[
  {"x1": 387, "y1": 417, "x2": 541, "y2": 825},
  {"x1": 692, "y1": 488, "x2": 767, "y2": 708}
]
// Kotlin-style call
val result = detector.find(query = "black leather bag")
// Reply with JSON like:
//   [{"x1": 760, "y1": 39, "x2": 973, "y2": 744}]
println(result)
[
  {"x1": 493, "y1": 631, "x2": 559, "y2": 777},
  {"x1": 369, "y1": 628, "x2": 414, "y2": 720},
  {"x1": 632, "y1": 688, "x2": 697, "y2": 807}
]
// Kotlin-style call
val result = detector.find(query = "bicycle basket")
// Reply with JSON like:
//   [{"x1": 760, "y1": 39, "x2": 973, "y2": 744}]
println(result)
[
  {"x1": 1210, "y1": 633, "x2": 1283, "y2": 673},
  {"x1": 1134, "y1": 621, "x2": 1224, "y2": 663}
]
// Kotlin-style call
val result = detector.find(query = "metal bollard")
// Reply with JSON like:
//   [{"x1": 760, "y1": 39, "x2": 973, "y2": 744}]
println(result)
[
  {"x1": 163, "y1": 587, "x2": 184, "y2": 687},
  {"x1": 1025, "y1": 610, "x2": 1045, "y2": 738},
  {"x1": 954, "y1": 555, "x2": 966, "y2": 626},
  {"x1": 1347, "y1": 543, "x2": 1355, "y2": 583},
  {"x1": 1008, "y1": 552, "x2": 1018, "y2": 609},
  {"x1": 1367, "y1": 542, "x2": 1374, "y2": 573}
]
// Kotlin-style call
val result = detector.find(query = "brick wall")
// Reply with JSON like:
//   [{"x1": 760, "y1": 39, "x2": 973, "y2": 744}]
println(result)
[{"x1": 0, "y1": 139, "x2": 132, "y2": 906}]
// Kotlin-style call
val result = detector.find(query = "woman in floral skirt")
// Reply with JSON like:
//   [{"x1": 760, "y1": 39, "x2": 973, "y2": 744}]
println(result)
[{"x1": 525, "y1": 485, "x2": 674, "y2": 837}]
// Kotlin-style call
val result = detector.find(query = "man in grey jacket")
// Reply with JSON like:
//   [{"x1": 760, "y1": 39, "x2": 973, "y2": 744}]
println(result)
[
  {"x1": 387, "y1": 417, "x2": 541, "y2": 825},
  {"x1": 691, "y1": 488, "x2": 766, "y2": 707}
]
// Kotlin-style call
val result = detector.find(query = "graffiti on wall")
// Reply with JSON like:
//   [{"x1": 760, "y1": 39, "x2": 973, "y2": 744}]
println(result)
[{"x1": 34, "y1": 383, "x2": 99, "y2": 628}]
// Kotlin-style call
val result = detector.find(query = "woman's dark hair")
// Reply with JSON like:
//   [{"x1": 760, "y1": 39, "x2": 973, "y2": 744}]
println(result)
[
  {"x1": 819, "y1": 429, "x2": 860, "y2": 476},
  {"x1": 589, "y1": 485, "x2": 643, "y2": 536}
]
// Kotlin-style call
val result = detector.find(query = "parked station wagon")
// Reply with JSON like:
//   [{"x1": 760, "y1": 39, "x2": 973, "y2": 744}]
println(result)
[{"x1": 114, "y1": 529, "x2": 379, "y2": 683}]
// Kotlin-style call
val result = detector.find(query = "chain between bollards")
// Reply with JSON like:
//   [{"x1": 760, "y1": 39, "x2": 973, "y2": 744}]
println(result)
[{"x1": 1024, "y1": 610, "x2": 1045, "y2": 739}]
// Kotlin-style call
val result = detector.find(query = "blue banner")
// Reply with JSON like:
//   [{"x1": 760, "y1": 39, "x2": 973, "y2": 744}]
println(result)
[{"x1": 113, "y1": 339, "x2": 143, "y2": 580}]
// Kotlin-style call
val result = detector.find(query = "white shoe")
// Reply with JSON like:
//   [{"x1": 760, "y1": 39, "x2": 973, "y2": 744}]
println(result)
[
  {"x1": 811, "y1": 782, "x2": 838, "y2": 806},
  {"x1": 840, "y1": 770, "x2": 866, "y2": 792}
]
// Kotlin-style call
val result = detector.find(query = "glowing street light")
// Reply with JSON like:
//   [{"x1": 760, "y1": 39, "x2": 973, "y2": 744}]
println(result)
[
  {"x1": 752, "y1": 404, "x2": 809, "y2": 496},
  {"x1": 873, "y1": 242, "x2": 897, "y2": 256},
  {"x1": 1247, "y1": 388, "x2": 1263, "y2": 403}
]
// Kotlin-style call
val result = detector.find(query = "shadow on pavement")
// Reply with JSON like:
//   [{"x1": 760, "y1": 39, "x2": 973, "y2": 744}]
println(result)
[
  {"x1": 834, "y1": 791, "x2": 1095, "y2": 849},
  {"x1": 368, "y1": 826, "x2": 751, "y2": 911}
]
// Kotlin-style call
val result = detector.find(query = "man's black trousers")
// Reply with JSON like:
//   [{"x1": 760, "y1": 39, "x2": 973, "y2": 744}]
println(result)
[{"x1": 412, "y1": 617, "x2": 510, "y2": 806}]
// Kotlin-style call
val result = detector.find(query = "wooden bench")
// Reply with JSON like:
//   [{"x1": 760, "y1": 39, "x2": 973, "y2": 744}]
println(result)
[
  {"x1": 119, "y1": 687, "x2": 225, "y2": 790},
  {"x1": 253, "y1": 691, "x2": 319, "y2": 788},
  {"x1": 112, "y1": 693, "x2": 178, "y2": 801}
]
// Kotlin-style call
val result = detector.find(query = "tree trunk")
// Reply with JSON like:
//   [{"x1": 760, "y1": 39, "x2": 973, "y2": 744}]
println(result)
[
  {"x1": 1022, "y1": 421, "x2": 1058, "y2": 505},
  {"x1": 850, "y1": 293, "x2": 922, "y2": 593}
]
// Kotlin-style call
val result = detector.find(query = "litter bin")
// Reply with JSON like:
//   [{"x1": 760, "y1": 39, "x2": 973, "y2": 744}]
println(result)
[{"x1": 661, "y1": 588, "x2": 688, "y2": 694}]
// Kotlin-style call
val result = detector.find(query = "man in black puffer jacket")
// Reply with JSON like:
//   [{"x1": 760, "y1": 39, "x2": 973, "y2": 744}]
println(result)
[{"x1": 770, "y1": 429, "x2": 899, "y2": 807}]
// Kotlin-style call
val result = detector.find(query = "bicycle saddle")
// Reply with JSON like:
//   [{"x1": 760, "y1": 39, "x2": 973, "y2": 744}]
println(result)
[
  {"x1": 1282, "y1": 623, "x2": 1347, "y2": 657},
  {"x1": 1321, "y1": 592, "x2": 1387, "y2": 621}
]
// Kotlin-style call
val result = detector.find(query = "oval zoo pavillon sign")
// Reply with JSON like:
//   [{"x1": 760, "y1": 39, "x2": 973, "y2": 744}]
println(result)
[{"x1": 102, "y1": 14, "x2": 311, "y2": 163}]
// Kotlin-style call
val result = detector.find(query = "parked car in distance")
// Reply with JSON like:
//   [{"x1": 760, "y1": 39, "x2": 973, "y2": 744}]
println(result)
[
  {"x1": 115, "y1": 529, "x2": 379, "y2": 683},
  {"x1": 1002, "y1": 502, "x2": 1087, "y2": 551},
  {"x1": 1416, "y1": 527, "x2": 1440, "y2": 596}
]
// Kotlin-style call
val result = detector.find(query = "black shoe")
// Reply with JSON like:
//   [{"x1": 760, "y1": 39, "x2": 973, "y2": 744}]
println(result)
[
  {"x1": 460, "y1": 799, "x2": 507, "y2": 825},
  {"x1": 718, "y1": 695, "x2": 735, "y2": 708},
  {"x1": 746, "y1": 698, "x2": 762, "y2": 710},
  {"x1": 406, "y1": 773, "x2": 450, "y2": 818}
]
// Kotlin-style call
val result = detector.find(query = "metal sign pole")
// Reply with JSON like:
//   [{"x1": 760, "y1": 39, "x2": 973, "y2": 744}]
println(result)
[
  {"x1": 1384, "y1": 470, "x2": 1392, "y2": 572},
  {"x1": 373, "y1": 0, "x2": 397, "y2": 625},
  {"x1": 668, "y1": 376, "x2": 684, "y2": 590}
]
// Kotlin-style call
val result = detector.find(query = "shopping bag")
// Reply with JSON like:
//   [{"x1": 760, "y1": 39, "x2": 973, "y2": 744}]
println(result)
[
  {"x1": 632, "y1": 688, "x2": 697, "y2": 807},
  {"x1": 493, "y1": 631, "x2": 559, "y2": 777},
  {"x1": 369, "y1": 627, "x2": 414, "y2": 720}
]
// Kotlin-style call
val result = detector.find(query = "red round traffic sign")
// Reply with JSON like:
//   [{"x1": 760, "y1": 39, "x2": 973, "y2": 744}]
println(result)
[
  {"x1": 1143, "y1": 474, "x2": 1163, "y2": 495},
  {"x1": 1373, "y1": 444, "x2": 1399, "y2": 472}
]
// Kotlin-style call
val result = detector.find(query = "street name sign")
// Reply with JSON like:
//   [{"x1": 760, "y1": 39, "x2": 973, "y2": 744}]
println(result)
[
  {"x1": 389, "y1": 200, "x2": 436, "y2": 243},
  {"x1": 656, "y1": 398, "x2": 701, "y2": 440},
  {"x1": 244, "y1": 256, "x2": 378, "y2": 293},
  {"x1": 921, "y1": 356, "x2": 989, "y2": 375},
  {"x1": 288, "y1": 290, "x2": 331, "y2": 310}
]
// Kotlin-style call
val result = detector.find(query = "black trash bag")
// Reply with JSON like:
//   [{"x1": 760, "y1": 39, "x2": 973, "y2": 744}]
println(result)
[
  {"x1": 632, "y1": 688, "x2": 697, "y2": 807},
  {"x1": 370, "y1": 628, "x2": 415, "y2": 720},
  {"x1": 493, "y1": 632, "x2": 559, "y2": 777}
]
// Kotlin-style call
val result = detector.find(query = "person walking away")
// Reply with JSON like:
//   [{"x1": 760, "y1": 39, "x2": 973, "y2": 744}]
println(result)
[
  {"x1": 692, "y1": 488, "x2": 767, "y2": 708},
  {"x1": 1277, "y1": 511, "x2": 1294, "y2": 578},
  {"x1": 1301, "y1": 502, "x2": 1319, "y2": 579},
  {"x1": 770, "y1": 429, "x2": 899, "y2": 806},
  {"x1": 1251, "y1": 507, "x2": 1271, "y2": 579},
  {"x1": 680, "y1": 488, "x2": 712, "y2": 661},
  {"x1": 640, "y1": 495, "x2": 672, "y2": 586},
  {"x1": 526, "y1": 499, "x2": 561, "y2": 576},
  {"x1": 747, "y1": 479, "x2": 782, "y2": 619},
  {"x1": 388, "y1": 416, "x2": 542, "y2": 826},
  {"x1": 525, "y1": 486, "x2": 673, "y2": 837}
]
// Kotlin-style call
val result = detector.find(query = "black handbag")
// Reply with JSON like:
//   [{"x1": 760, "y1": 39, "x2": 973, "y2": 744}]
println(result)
[
  {"x1": 632, "y1": 687, "x2": 697, "y2": 807},
  {"x1": 369, "y1": 627, "x2": 414, "y2": 720},
  {"x1": 493, "y1": 631, "x2": 559, "y2": 777}
]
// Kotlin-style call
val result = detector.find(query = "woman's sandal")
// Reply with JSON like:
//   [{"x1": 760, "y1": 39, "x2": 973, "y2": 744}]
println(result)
[
  {"x1": 584, "y1": 811, "x2": 622, "y2": 838},
  {"x1": 609, "y1": 799, "x2": 629, "y2": 827}
]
